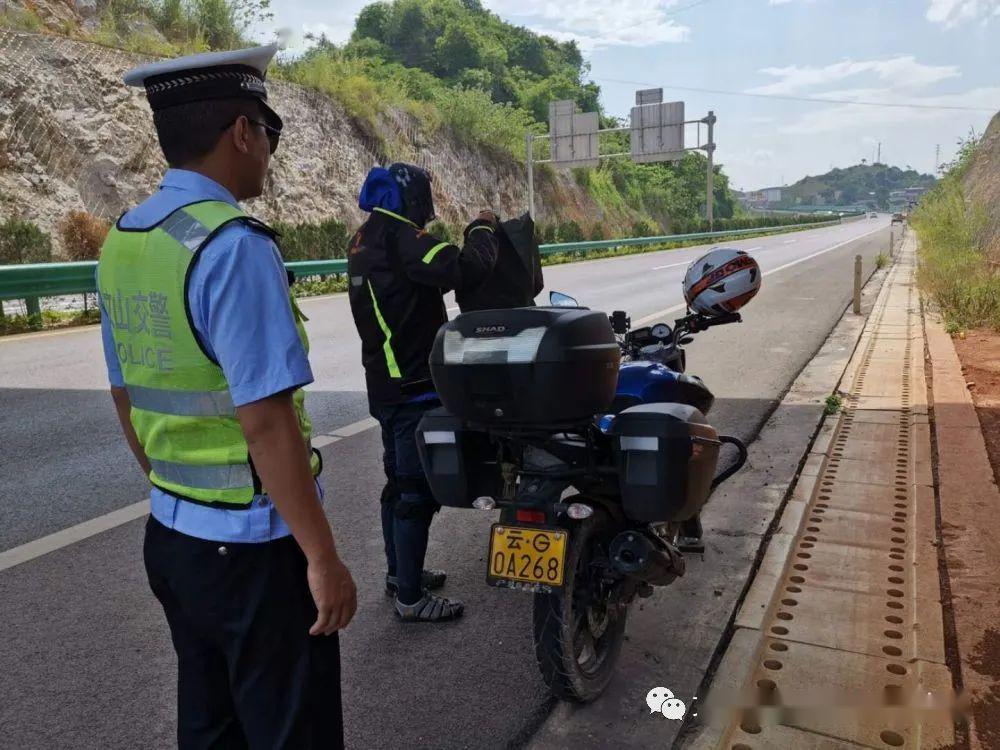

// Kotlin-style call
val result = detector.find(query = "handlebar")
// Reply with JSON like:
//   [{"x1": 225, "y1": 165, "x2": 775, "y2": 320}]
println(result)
[{"x1": 611, "y1": 309, "x2": 742, "y2": 360}]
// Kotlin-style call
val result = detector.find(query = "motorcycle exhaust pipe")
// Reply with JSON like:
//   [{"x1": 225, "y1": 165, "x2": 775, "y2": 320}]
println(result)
[{"x1": 609, "y1": 530, "x2": 685, "y2": 586}]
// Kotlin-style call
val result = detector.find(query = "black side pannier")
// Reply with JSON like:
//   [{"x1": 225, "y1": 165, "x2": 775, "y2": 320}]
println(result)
[
  {"x1": 415, "y1": 408, "x2": 502, "y2": 508},
  {"x1": 611, "y1": 403, "x2": 720, "y2": 522}
]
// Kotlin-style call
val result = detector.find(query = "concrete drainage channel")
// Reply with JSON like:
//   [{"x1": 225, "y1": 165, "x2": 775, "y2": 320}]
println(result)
[
  {"x1": 686, "y1": 234, "x2": 955, "y2": 748},
  {"x1": 524, "y1": 235, "x2": 894, "y2": 748}
]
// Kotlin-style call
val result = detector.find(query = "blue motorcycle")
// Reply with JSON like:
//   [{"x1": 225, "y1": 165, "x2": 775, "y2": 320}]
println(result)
[{"x1": 417, "y1": 292, "x2": 748, "y2": 702}]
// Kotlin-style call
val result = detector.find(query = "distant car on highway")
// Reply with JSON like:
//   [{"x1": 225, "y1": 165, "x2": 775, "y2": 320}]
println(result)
[
  {"x1": 891, "y1": 213, "x2": 905, "y2": 224},
  {"x1": 869, "y1": 212, "x2": 878, "y2": 218}
]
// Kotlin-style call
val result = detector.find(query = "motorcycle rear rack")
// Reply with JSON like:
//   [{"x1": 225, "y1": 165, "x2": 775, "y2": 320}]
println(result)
[{"x1": 712, "y1": 435, "x2": 748, "y2": 489}]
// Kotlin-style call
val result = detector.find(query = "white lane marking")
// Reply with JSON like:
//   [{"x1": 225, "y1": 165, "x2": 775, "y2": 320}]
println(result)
[
  {"x1": 0, "y1": 415, "x2": 381, "y2": 573},
  {"x1": 744, "y1": 246, "x2": 763, "y2": 252},
  {"x1": 652, "y1": 261, "x2": 689, "y2": 270},
  {"x1": 782, "y1": 239, "x2": 797, "y2": 244},
  {"x1": 329, "y1": 416, "x2": 378, "y2": 438},
  {"x1": 0, "y1": 500, "x2": 149, "y2": 573},
  {"x1": 632, "y1": 224, "x2": 885, "y2": 327}
]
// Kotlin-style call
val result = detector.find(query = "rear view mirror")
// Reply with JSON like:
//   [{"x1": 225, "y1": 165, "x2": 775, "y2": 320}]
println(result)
[{"x1": 550, "y1": 291, "x2": 579, "y2": 308}]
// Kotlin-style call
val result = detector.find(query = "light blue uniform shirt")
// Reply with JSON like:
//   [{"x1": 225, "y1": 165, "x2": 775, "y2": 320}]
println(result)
[{"x1": 99, "y1": 169, "x2": 319, "y2": 543}]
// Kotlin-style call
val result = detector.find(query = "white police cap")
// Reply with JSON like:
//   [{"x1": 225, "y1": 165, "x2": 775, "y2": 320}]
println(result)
[{"x1": 124, "y1": 43, "x2": 281, "y2": 127}]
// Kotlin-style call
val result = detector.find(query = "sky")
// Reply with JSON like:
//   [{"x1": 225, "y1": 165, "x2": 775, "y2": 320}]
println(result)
[{"x1": 258, "y1": 0, "x2": 1000, "y2": 190}]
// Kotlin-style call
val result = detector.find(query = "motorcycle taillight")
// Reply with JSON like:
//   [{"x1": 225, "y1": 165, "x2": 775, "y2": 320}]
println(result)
[{"x1": 515, "y1": 509, "x2": 547, "y2": 524}]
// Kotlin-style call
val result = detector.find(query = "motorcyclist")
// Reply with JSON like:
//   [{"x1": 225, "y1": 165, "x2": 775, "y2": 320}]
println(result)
[{"x1": 347, "y1": 163, "x2": 499, "y2": 621}]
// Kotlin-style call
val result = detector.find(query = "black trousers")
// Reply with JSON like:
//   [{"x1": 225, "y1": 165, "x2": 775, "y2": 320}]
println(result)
[{"x1": 144, "y1": 517, "x2": 343, "y2": 750}]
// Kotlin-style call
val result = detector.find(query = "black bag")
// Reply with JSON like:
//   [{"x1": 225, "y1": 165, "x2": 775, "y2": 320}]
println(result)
[{"x1": 456, "y1": 212, "x2": 544, "y2": 312}]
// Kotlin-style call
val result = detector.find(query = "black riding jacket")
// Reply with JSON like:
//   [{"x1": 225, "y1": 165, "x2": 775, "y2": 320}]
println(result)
[{"x1": 347, "y1": 208, "x2": 499, "y2": 405}]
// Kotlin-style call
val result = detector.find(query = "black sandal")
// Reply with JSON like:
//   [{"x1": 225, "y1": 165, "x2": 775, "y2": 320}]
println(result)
[{"x1": 394, "y1": 592, "x2": 464, "y2": 622}]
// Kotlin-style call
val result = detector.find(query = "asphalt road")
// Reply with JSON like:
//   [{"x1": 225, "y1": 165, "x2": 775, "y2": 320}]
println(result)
[{"x1": 0, "y1": 217, "x2": 892, "y2": 749}]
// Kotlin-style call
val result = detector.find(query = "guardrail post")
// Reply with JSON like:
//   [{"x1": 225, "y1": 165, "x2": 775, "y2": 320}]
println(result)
[
  {"x1": 853, "y1": 255, "x2": 863, "y2": 315},
  {"x1": 26, "y1": 296, "x2": 42, "y2": 329}
]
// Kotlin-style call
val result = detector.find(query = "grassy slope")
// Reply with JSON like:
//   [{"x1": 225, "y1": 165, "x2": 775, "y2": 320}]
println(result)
[{"x1": 913, "y1": 118, "x2": 999, "y2": 331}]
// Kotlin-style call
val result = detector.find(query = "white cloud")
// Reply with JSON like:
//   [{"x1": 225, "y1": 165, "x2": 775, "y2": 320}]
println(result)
[
  {"x1": 926, "y1": 0, "x2": 1000, "y2": 27},
  {"x1": 748, "y1": 56, "x2": 961, "y2": 96},
  {"x1": 486, "y1": 0, "x2": 690, "y2": 50},
  {"x1": 775, "y1": 85, "x2": 1000, "y2": 134}
]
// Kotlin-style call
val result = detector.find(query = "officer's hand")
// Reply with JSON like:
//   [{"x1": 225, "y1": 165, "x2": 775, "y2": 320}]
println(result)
[{"x1": 307, "y1": 554, "x2": 358, "y2": 636}]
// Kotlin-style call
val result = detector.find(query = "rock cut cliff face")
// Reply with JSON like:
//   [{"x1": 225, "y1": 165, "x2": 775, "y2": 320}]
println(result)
[
  {"x1": 963, "y1": 111, "x2": 1000, "y2": 257},
  {"x1": 0, "y1": 29, "x2": 604, "y2": 256}
]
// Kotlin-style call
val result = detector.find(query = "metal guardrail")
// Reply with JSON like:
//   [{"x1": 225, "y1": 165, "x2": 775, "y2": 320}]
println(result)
[
  {"x1": 0, "y1": 216, "x2": 854, "y2": 323},
  {"x1": 535, "y1": 217, "x2": 845, "y2": 256}
]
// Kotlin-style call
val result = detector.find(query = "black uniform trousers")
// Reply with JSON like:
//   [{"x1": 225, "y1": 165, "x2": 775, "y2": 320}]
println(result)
[{"x1": 144, "y1": 517, "x2": 343, "y2": 750}]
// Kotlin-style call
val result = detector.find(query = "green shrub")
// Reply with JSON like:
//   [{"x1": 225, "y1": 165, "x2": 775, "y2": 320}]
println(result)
[
  {"x1": 631, "y1": 220, "x2": 657, "y2": 238},
  {"x1": 0, "y1": 7, "x2": 45, "y2": 32},
  {"x1": 292, "y1": 275, "x2": 348, "y2": 297},
  {"x1": 0, "y1": 219, "x2": 53, "y2": 265},
  {"x1": 536, "y1": 222, "x2": 557, "y2": 245},
  {"x1": 824, "y1": 393, "x2": 843, "y2": 415},
  {"x1": 913, "y1": 133, "x2": 996, "y2": 330},
  {"x1": 588, "y1": 223, "x2": 606, "y2": 241},
  {"x1": 273, "y1": 219, "x2": 350, "y2": 261},
  {"x1": 556, "y1": 220, "x2": 583, "y2": 243},
  {"x1": 0, "y1": 308, "x2": 101, "y2": 336},
  {"x1": 432, "y1": 87, "x2": 536, "y2": 157}
]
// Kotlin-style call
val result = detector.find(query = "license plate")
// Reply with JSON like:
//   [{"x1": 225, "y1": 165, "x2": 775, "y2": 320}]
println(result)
[{"x1": 487, "y1": 524, "x2": 568, "y2": 590}]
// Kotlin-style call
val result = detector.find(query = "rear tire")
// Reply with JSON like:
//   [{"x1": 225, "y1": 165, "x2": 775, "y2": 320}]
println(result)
[{"x1": 532, "y1": 509, "x2": 628, "y2": 702}]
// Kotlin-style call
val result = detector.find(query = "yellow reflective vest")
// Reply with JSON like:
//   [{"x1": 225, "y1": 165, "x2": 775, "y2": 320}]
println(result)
[{"x1": 97, "y1": 200, "x2": 320, "y2": 507}]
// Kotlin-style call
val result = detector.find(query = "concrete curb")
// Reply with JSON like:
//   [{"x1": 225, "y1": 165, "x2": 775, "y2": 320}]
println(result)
[
  {"x1": 676, "y1": 238, "x2": 899, "y2": 750},
  {"x1": 925, "y1": 311, "x2": 1000, "y2": 750}
]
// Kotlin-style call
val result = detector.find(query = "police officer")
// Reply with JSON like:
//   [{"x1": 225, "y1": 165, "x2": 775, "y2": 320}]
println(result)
[
  {"x1": 97, "y1": 45, "x2": 356, "y2": 748},
  {"x1": 348, "y1": 164, "x2": 499, "y2": 622}
]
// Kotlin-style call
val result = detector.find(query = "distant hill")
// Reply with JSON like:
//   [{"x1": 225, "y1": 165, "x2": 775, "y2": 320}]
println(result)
[{"x1": 768, "y1": 164, "x2": 936, "y2": 210}]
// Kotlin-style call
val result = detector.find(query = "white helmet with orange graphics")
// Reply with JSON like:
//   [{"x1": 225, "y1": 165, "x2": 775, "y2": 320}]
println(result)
[{"x1": 682, "y1": 248, "x2": 761, "y2": 317}]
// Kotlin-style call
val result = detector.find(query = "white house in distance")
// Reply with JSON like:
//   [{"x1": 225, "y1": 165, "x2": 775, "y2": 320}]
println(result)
[{"x1": 739, "y1": 186, "x2": 783, "y2": 208}]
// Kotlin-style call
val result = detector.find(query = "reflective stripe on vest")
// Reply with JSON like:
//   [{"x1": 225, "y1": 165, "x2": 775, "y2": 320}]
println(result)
[
  {"x1": 149, "y1": 458, "x2": 254, "y2": 490},
  {"x1": 98, "y1": 200, "x2": 320, "y2": 508},
  {"x1": 160, "y1": 208, "x2": 213, "y2": 250},
  {"x1": 126, "y1": 384, "x2": 235, "y2": 417}
]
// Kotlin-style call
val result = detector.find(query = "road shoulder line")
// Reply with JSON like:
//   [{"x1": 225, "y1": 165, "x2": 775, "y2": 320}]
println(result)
[
  {"x1": 0, "y1": 501, "x2": 149, "y2": 573},
  {"x1": 0, "y1": 415, "x2": 380, "y2": 573}
]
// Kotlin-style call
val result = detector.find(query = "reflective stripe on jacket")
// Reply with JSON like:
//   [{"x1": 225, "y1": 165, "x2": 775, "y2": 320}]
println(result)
[{"x1": 347, "y1": 208, "x2": 498, "y2": 404}]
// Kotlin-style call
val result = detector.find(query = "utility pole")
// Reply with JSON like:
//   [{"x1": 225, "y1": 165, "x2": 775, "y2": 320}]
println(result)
[
  {"x1": 525, "y1": 131, "x2": 535, "y2": 218},
  {"x1": 935, "y1": 144, "x2": 940, "y2": 173},
  {"x1": 877, "y1": 142, "x2": 881, "y2": 165},
  {"x1": 704, "y1": 110, "x2": 716, "y2": 230}
]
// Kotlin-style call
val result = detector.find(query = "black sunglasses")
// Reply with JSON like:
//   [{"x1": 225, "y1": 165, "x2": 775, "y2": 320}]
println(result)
[
  {"x1": 222, "y1": 116, "x2": 281, "y2": 155},
  {"x1": 248, "y1": 119, "x2": 281, "y2": 154}
]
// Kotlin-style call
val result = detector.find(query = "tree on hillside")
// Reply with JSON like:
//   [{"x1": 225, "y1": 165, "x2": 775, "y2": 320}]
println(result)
[{"x1": 348, "y1": 0, "x2": 597, "y2": 117}]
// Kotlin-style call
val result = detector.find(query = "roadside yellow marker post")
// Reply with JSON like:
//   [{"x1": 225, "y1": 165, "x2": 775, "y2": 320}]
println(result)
[{"x1": 853, "y1": 255, "x2": 863, "y2": 314}]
